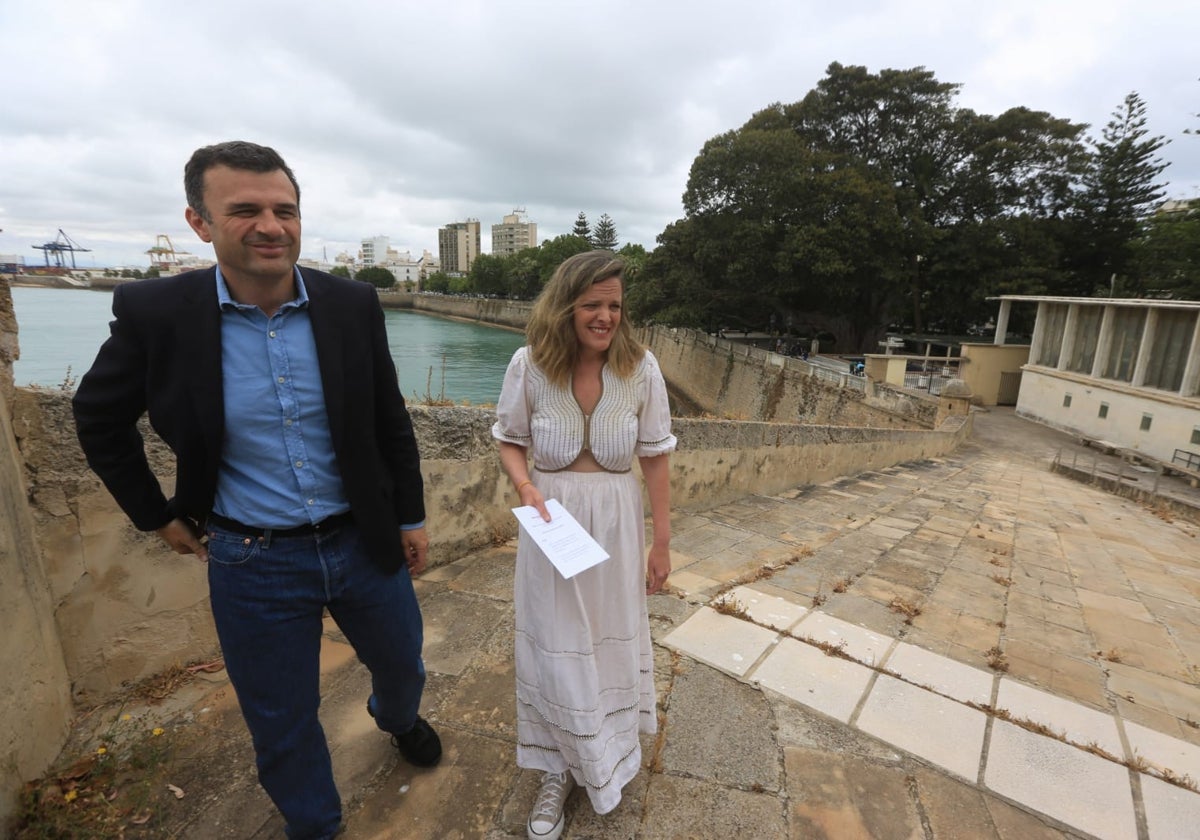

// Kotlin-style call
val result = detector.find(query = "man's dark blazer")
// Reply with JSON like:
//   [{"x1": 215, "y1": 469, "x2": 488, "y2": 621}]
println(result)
[{"x1": 72, "y1": 266, "x2": 426, "y2": 572}]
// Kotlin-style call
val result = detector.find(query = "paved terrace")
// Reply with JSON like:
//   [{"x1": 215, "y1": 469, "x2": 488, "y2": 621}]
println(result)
[{"x1": 46, "y1": 408, "x2": 1200, "y2": 839}]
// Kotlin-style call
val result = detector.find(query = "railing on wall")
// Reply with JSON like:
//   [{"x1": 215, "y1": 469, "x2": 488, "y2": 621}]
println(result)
[
  {"x1": 676, "y1": 328, "x2": 868, "y2": 393},
  {"x1": 903, "y1": 371, "x2": 953, "y2": 395}
]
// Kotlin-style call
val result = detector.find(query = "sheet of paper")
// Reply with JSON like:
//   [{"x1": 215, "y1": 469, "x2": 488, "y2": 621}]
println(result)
[{"x1": 512, "y1": 498, "x2": 609, "y2": 579}]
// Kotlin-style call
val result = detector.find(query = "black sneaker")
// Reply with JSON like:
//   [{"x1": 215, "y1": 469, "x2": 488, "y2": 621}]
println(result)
[{"x1": 391, "y1": 716, "x2": 442, "y2": 767}]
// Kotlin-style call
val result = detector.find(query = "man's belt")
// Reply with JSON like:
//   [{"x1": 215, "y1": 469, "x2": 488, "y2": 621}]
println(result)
[{"x1": 205, "y1": 510, "x2": 355, "y2": 540}]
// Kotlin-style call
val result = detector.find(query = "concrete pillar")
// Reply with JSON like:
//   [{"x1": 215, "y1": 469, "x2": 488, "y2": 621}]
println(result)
[
  {"x1": 994, "y1": 299, "x2": 1012, "y2": 345},
  {"x1": 935, "y1": 379, "x2": 973, "y2": 426},
  {"x1": 1028, "y1": 301, "x2": 1048, "y2": 365},
  {"x1": 1131, "y1": 308, "x2": 1158, "y2": 388},
  {"x1": 1091, "y1": 306, "x2": 1116, "y2": 379},
  {"x1": 1058, "y1": 304, "x2": 1080, "y2": 371}
]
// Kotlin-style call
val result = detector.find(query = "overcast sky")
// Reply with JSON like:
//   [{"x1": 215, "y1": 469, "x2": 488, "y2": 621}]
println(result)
[{"x1": 2, "y1": 0, "x2": 1197, "y2": 270}]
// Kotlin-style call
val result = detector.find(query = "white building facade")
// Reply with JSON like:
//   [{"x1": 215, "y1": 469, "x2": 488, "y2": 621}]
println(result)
[
  {"x1": 1001, "y1": 295, "x2": 1200, "y2": 466},
  {"x1": 360, "y1": 236, "x2": 390, "y2": 267}
]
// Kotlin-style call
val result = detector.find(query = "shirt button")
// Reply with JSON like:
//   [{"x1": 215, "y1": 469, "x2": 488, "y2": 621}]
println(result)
[
  {"x1": 307, "y1": 499, "x2": 314, "y2": 506},
  {"x1": 269, "y1": 330, "x2": 277, "y2": 338},
  {"x1": 295, "y1": 460, "x2": 304, "y2": 468},
  {"x1": 285, "y1": 419, "x2": 294, "y2": 426},
  {"x1": 277, "y1": 376, "x2": 285, "y2": 383}
]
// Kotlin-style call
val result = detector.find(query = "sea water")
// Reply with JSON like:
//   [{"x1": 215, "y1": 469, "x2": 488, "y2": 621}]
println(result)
[{"x1": 9, "y1": 286, "x2": 526, "y2": 405}]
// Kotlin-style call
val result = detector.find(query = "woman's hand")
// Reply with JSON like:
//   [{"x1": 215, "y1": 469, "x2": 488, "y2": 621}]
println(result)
[
  {"x1": 646, "y1": 544, "x2": 671, "y2": 594},
  {"x1": 518, "y1": 480, "x2": 551, "y2": 522}
]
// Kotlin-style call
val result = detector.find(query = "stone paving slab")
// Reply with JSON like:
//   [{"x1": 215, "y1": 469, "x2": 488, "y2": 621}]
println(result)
[
  {"x1": 792, "y1": 610, "x2": 895, "y2": 667},
  {"x1": 1140, "y1": 774, "x2": 1200, "y2": 840},
  {"x1": 659, "y1": 606, "x2": 779, "y2": 678},
  {"x1": 983, "y1": 720, "x2": 1138, "y2": 840},
  {"x1": 855, "y1": 673, "x2": 988, "y2": 781},
  {"x1": 995, "y1": 678, "x2": 1125, "y2": 758},
  {"x1": 1124, "y1": 720, "x2": 1200, "y2": 780},
  {"x1": 716, "y1": 584, "x2": 808, "y2": 630},
  {"x1": 884, "y1": 640, "x2": 994, "y2": 705},
  {"x1": 748, "y1": 636, "x2": 874, "y2": 723}
]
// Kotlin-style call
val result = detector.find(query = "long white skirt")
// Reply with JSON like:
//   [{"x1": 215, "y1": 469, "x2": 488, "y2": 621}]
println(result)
[{"x1": 514, "y1": 468, "x2": 656, "y2": 815}]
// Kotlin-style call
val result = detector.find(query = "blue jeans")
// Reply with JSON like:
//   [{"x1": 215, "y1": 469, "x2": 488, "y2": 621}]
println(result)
[{"x1": 206, "y1": 521, "x2": 426, "y2": 840}]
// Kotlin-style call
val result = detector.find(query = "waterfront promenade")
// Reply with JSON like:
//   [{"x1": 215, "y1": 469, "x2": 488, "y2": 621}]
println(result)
[{"x1": 45, "y1": 407, "x2": 1200, "y2": 839}]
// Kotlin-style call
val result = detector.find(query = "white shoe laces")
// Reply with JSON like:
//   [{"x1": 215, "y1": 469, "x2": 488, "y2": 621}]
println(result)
[{"x1": 529, "y1": 771, "x2": 572, "y2": 829}]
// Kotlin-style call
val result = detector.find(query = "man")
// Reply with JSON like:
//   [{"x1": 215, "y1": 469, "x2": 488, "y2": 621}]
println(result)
[{"x1": 73, "y1": 141, "x2": 441, "y2": 840}]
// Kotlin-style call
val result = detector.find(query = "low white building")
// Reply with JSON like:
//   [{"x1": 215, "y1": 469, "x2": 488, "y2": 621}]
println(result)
[{"x1": 997, "y1": 295, "x2": 1200, "y2": 467}]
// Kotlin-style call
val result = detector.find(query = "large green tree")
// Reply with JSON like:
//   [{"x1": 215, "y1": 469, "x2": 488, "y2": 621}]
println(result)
[
  {"x1": 634, "y1": 62, "x2": 1091, "y2": 347},
  {"x1": 355, "y1": 266, "x2": 396, "y2": 289},
  {"x1": 467, "y1": 253, "x2": 508, "y2": 296},
  {"x1": 1132, "y1": 203, "x2": 1200, "y2": 299},
  {"x1": 536, "y1": 234, "x2": 594, "y2": 285},
  {"x1": 571, "y1": 212, "x2": 592, "y2": 243},
  {"x1": 592, "y1": 214, "x2": 618, "y2": 250},
  {"x1": 1069, "y1": 92, "x2": 1169, "y2": 296}
]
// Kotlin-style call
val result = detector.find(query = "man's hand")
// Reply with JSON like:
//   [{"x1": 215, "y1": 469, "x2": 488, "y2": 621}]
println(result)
[
  {"x1": 156, "y1": 518, "x2": 208, "y2": 562},
  {"x1": 401, "y1": 526, "x2": 429, "y2": 575}
]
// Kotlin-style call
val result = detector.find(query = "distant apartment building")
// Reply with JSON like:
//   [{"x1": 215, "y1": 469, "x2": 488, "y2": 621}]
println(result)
[
  {"x1": 491, "y1": 209, "x2": 537, "y2": 257},
  {"x1": 360, "y1": 236, "x2": 390, "y2": 267},
  {"x1": 437, "y1": 219, "x2": 481, "y2": 274}
]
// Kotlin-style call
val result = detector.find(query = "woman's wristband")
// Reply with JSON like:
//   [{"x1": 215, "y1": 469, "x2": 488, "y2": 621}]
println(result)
[{"x1": 515, "y1": 479, "x2": 533, "y2": 493}]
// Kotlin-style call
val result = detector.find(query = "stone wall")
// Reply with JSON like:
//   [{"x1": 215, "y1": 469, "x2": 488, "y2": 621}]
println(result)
[
  {"x1": 638, "y1": 326, "x2": 931, "y2": 428},
  {"x1": 11, "y1": 389, "x2": 217, "y2": 707},
  {"x1": 0, "y1": 285, "x2": 74, "y2": 830},
  {"x1": 381, "y1": 291, "x2": 532, "y2": 331}
]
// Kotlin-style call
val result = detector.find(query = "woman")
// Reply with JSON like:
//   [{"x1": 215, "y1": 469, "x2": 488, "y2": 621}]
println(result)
[{"x1": 492, "y1": 250, "x2": 675, "y2": 840}]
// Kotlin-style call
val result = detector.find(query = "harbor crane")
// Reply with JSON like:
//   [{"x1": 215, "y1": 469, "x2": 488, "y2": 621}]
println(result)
[{"x1": 32, "y1": 229, "x2": 91, "y2": 269}]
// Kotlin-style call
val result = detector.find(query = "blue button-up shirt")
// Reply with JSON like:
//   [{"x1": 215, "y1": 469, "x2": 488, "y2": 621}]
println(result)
[{"x1": 210, "y1": 268, "x2": 351, "y2": 528}]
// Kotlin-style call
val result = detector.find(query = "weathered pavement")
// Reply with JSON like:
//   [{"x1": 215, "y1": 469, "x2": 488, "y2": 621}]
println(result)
[{"x1": 62, "y1": 407, "x2": 1200, "y2": 839}]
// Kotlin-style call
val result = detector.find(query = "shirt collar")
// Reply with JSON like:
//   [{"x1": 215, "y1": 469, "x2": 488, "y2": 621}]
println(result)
[{"x1": 215, "y1": 266, "x2": 309, "y2": 312}]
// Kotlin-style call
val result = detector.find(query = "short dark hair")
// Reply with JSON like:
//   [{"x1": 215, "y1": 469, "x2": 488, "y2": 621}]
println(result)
[{"x1": 184, "y1": 141, "x2": 300, "y2": 221}]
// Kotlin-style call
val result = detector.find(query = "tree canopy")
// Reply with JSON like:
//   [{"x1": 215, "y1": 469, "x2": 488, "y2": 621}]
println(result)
[
  {"x1": 355, "y1": 266, "x2": 396, "y2": 289},
  {"x1": 630, "y1": 62, "x2": 1193, "y2": 350}
]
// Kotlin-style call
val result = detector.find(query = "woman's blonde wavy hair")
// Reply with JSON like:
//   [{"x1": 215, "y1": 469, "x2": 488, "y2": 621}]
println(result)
[{"x1": 525, "y1": 250, "x2": 645, "y2": 387}]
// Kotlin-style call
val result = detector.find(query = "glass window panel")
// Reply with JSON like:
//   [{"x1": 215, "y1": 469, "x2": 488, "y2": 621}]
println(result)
[
  {"x1": 1036, "y1": 304, "x2": 1068, "y2": 367},
  {"x1": 1142, "y1": 310, "x2": 1196, "y2": 392},
  {"x1": 1066, "y1": 306, "x2": 1103, "y2": 374},
  {"x1": 1102, "y1": 308, "x2": 1145, "y2": 382}
]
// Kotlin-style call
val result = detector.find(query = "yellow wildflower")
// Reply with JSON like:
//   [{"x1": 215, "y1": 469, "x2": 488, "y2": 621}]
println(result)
[
  {"x1": 97, "y1": 746, "x2": 107, "y2": 755},
  {"x1": 152, "y1": 727, "x2": 165, "y2": 737},
  {"x1": 121, "y1": 714, "x2": 132, "y2": 721},
  {"x1": 64, "y1": 790, "x2": 78, "y2": 802}
]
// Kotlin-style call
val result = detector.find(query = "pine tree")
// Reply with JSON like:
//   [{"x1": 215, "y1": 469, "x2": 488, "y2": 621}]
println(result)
[
  {"x1": 572, "y1": 211, "x2": 592, "y2": 244},
  {"x1": 1074, "y1": 92, "x2": 1169, "y2": 294},
  {"x1": 592, "y1": 213, "x2": 618, "y2": 250}
]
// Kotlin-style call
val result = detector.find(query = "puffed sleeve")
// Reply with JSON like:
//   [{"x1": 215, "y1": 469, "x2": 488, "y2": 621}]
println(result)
[
  {"x1": 491, "y1": 346, "x2": 534, "y2": 446},
  {"x1": 635, "y1": 350, "x2": 677, "y2": 456}
]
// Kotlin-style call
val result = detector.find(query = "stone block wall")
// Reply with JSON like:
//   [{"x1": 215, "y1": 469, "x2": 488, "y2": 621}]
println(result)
[
  {"x1": 0, "y1": 287, "x2": 74, "y2": 829},
  {"x1": 637, "y1": 326, "x2": 931, "y2": 428}
]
